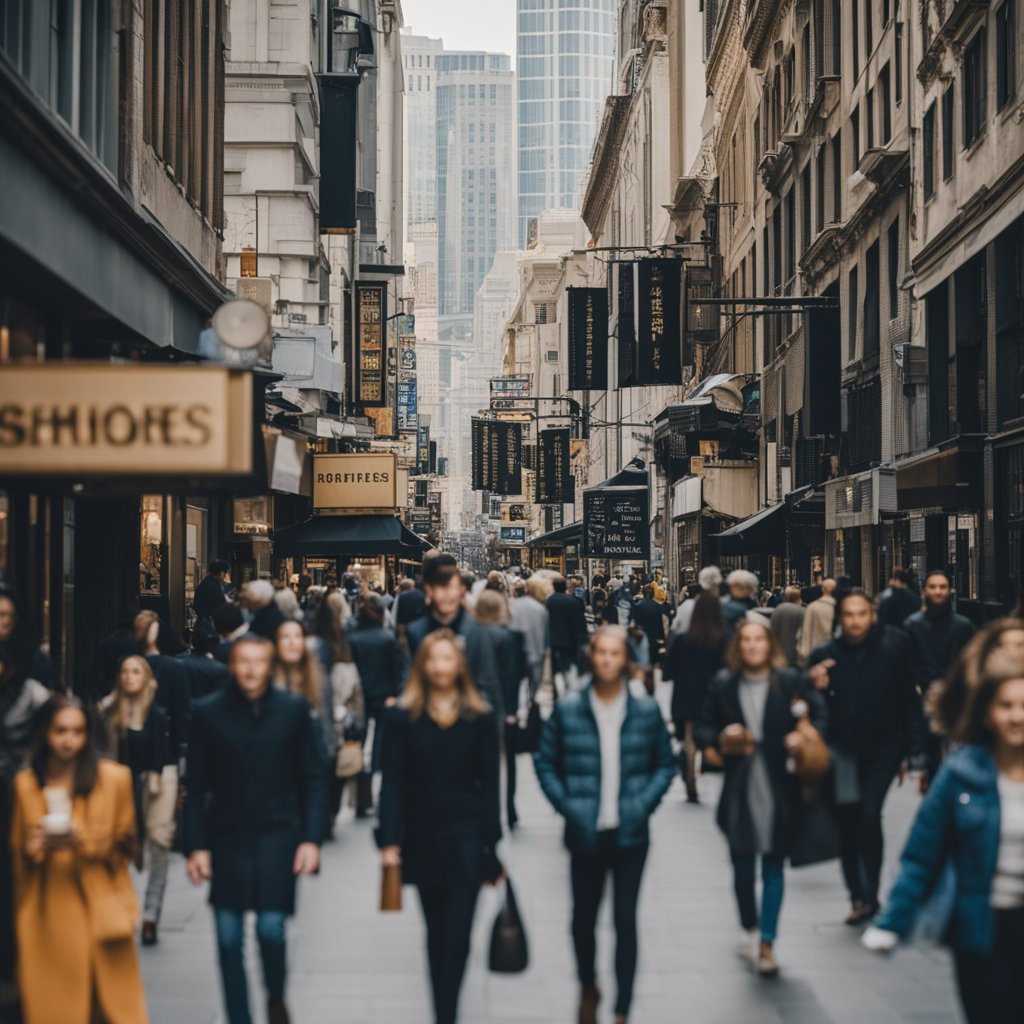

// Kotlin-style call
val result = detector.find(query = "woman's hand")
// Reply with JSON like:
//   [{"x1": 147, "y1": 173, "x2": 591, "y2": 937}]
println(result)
[
  {"x1": 28, "y1": 823, "x2": 79, "y2": 857},
  {"x1": 293, "y1": 842, "x2": 320, "y2": 876},
  {"x1": 720, "y1": 723, "x2": 754, "y2": 756},
  {"x1": 808, "y1": 659, "x2": 835, "y2": 691},
  {"x1": 380, "y1": 845, "x2": 401, "y2": 868}
]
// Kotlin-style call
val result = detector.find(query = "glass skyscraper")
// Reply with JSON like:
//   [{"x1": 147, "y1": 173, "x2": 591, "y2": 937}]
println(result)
[{"x1": 517, "y1": 0, "x2": 616, "y2": 246}]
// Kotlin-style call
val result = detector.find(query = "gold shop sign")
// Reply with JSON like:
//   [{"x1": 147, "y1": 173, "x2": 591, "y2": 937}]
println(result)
[
  {"x1": 313, "y1": 452, "x2": 397, "y2": 513},
  {"x1": 0, "y1": 364, "x2": 252, "y2": 475}
]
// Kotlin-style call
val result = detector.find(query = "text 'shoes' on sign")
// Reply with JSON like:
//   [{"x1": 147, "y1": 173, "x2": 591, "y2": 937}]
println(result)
[{"x1": 0, "y1": 364, "x2": 252, "y2": 476}]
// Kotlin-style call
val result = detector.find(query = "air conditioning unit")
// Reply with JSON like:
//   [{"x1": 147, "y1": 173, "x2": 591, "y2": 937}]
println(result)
[{"x1": 894, "y1": 343, "x2": 927, "y2": 387}]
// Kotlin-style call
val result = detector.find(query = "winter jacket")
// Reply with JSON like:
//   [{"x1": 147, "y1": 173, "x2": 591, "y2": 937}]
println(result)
[
  {"x1": 534, "y1": 682, "x2": 675, "y2": 853},
  {"x1": 664, "y1": 634, "x2": 726, "y2": 723},
  {"x1": 193, "y1": 574, "x2": 229, "y2": 620},
  {"x1": 145, "y1": 654, "x2": 191, "y2": 764},
  {"x1": 632, "y1": 598, "x2": 666, "y2": 650},
  {"x1": 545, "y1": 592, "x2": 588, "y2": 655},
  {"x1": 722, "y1": 595, "x2": 757, "y2": 632},
  {"x1": 183, "y1": 682, "x2": 328, "y2": 914},
  {"x1": 807, "y1": 624, "x2": 924, "y2": 760},
  {"x1": 874, "y1": 746, "x2": 1004, "y2": 954},
  {"x1": 176, "y1": 651, "x2": 230, "y2": 700},
  {"x1": 903, "y1": 606, "x2": 975, "y2": 692},
  {"x1": 696, "y1": 669, "x2": 826, "y2": 858},
  {"x1": 348, "y1": 626, "x2": 402, "y2": 713},
  {"x1": 406, "y1": 609, "x2": 501, "y2": 706},
  {"x1": 478, "y1": 623, "x2": 526, "y2": 721},
  {"x1": 878, "y1": 586, "x2": 921, "y2": 629}
]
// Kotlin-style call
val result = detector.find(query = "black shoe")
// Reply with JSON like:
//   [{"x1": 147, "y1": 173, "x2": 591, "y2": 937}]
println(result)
[
  {"x1": 578, "y1": 984, "x2": 601, "y2": 1024},
  {"x1": 141, "y1": 921, "x2": 158, "y2": 946},
  {"x1": 267, "y1": 997, "x2": 291, "y2": 1024}
]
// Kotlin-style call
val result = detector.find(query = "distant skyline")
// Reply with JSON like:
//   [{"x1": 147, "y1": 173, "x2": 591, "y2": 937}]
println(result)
[{"x1": 402, "y1": 0, "x2": 516, "y2": 56}]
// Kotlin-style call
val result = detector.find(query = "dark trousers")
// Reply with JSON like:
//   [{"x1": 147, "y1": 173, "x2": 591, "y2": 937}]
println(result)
[
  {"x1": 835, "y1": 748, "x2": 900, "y2": 907},
  {"x1": 504, "y1": 724, "x2": 518, "y2": 827},
  {"x1": 418, "y1": 880, "x2": 481, "y2": 1024},
  {"x1": 730, "y1": 851, "x2": 785, "y2": 942},
  {"x1": 954, "y1": 908, "x2": 1024, "y2": 1024},
  {"x1": 213, "y1": 908, "x2": 287, "y2": 1024},
  {"x1": 570, "y1": 832, "x2": 649, "y2": 1017}
]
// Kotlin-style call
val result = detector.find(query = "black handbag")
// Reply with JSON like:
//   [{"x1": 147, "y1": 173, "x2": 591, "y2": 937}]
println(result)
[
  {"x1": 789, "y1": 788, "x2": 841, "y2": 868},
  {"x1": 488, "y1": 879, "x2": 529, "y2": 973},
  {"x1": 514, "y1": 700, "x2": 542, "y2": 755}
]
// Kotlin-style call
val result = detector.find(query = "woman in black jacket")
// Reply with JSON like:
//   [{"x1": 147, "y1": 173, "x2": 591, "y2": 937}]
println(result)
[
  {"x1": 101, "y1": 655, "x2": 174, "y2": 945},
  {"x1": 378, "y1": 629, "x2": 502, "y2": 1024},
  {"x1": 697, "y1": 619, "x2": 826, "y2": 977},
  {"x1": 664, "y1": 591, "x2": 726, "y2": 802}
]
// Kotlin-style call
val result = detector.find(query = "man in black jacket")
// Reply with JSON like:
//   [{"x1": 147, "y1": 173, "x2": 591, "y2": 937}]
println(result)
[
  {"x1": 631, "y1": 584, "x2": 667, "y2": 666},
  {"x1": 546, "y1": 576, "x2": 588, "y2": 683},
  {"x1": 877, "y1": 568, "x2": 920, "y2": 628},
  {"x1": 177, "y1": 620, "x2": 231, "y2": 699},
  {"x1": 808, "y1": 589, "x2": 925, "y2": 924},
  {"x1": 193, "y1": 559, "x2": 234, "y2": 622},
  {"x1": 184, "y1": 635, "x2": 327, "y2": 1024},
  {"x1": 903, "y1": 570, "x2": 975, "y2": 777}
]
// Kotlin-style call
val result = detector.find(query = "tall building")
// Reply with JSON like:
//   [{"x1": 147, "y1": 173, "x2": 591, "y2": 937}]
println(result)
[
  {"x1": 402, "y1": 32, "x2": 444, "y2": 238},
  {"x1": 436, "y1": 51, "x2": 516, "y2": 318},
  {"x1": 517, "y1": 0, "x2": 616, "y2": 245}
]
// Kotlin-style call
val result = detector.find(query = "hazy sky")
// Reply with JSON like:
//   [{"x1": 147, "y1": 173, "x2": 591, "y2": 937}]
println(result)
[{"x1": 401, "y1": 0, "x2": 516, "y2": 56}]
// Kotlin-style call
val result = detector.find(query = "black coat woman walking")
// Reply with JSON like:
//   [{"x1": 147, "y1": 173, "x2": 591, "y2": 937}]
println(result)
[
  {"x1": 697, "y1": 619, "x2": 826, "y2": 976},
  {"x1": 378, "y1": 629, "x2": 503, "y2": 1024}
]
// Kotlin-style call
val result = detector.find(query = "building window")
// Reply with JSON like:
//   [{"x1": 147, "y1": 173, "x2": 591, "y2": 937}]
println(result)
[
  {"x1": 850, "y1": 105, "x2": 860, "y2": 167},
  {"x1": 963, "y1": 29, "x2": 987, "y2": 148},
  {"x1": 895, "y1": 19, "x2": 903, "y2": 104},
  {"x1": 852, "y1": 0, "x2": 860, "y2": 78},
  {"x1": 140, "y1": 496, "x2": 164, "y2": 597},
  {"x1": 887, "y1": 219, "x2": 900, "y2": 320},
  {"x1": 865, "y1": 0, "x2": 873, "y2": 56},
  {"x1": 997, "y1": 1, "x2": 1017, "y2": 111},
  {"x1": 923, "y1": 102, "x2": 936, "y2": 198},
  {"x1": 815, "y1": 146, "x2": 826, "y2": 232},
  {"x1": 866, "y1": 87, "x2": 875, "y2": 149},
  {"x1": 879, "y1": 64, "x2": 892, "y2": 143},
  {"x1": 831, "y1": 133, "x2": 842, "y2": 221},
  {"x1": 942, "y1": 84, "x2": 955, "y2": 179},
  {"x1": 848, "y1": 265, "x2": 858, "y2": 360},
  {"x1": 864, "y1": 240, "x2": 880, "y2": 359}
]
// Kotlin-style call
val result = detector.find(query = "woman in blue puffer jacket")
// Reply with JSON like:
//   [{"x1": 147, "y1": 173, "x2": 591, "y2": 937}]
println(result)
[{"x1": 864, "y1": 656, "x2": 1024, "y2": 1024}]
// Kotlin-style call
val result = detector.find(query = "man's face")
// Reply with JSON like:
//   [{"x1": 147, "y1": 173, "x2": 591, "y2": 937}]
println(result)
[
  {"x1": 425, "y1": 574, "x2": 465, "y2": 620},
  {"x1": 231, "y1": 642, "x2": 273, "y2": 699},
  {"x1": 839, "y1": 596, "x2": 874, "y2": 642},
  {"x1": 923, "y1": 574, "x2": 951, "y2": 610}
]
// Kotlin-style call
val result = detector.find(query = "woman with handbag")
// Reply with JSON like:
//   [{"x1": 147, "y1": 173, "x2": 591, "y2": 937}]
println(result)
[
  {"x1": 863, "y1": 657, "x2": 1024, "y2": 1023},
  {"x1": 696, "y1": 618, "x2": 826, "y2": 976},
  {"x1": 10, "y1": 696, "x2": 147, "y2": 1024},
  {"x1": 329, "y1": 644, "x2": 366, "y2": 824},
  {"x1": 101, "y1": 655, "x2": 175, "y2": 946},
  {"x1": 378, "y1": 629, "x2": 503, "y2": 1024}
]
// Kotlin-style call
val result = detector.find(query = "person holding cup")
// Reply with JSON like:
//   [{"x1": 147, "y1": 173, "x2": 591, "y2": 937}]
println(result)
[
  {"x1": 696, "y1": 618, "x2": 826, "y2": 976},
  {"x1": 9, "y1": 695, "x2": 147, "y2": 1024}
]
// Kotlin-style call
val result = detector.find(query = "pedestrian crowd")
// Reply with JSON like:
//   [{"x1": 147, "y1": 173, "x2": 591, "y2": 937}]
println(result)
[{"x1": 0, "y1": 555, "x2": 1022, "y2": 1024}]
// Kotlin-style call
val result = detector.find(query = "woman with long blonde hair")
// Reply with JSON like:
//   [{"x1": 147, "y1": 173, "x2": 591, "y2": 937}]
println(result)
[
  {"x1": 273, "y1": 620, "x2": 336, "y2": 764},
  {"x1": 101, "y1": 655, "x2": 176, "y2": 946},
  {"x1": 378, "y1": 630, "x2": 501, "y2": 1024}
]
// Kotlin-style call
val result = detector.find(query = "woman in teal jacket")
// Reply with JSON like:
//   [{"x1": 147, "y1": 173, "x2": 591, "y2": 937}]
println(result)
[
  {"x1": 534, "y1": 625, "x2": 674, "y2": 1024},
  {"x1": 864, "y1": 658, "x2": 1024, "y2": 1024}
]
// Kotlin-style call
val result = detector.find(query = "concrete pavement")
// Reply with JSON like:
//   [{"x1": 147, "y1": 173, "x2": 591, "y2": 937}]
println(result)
[{"x1": 141, "y1": 740, "x2": 962, "y2": 1024}]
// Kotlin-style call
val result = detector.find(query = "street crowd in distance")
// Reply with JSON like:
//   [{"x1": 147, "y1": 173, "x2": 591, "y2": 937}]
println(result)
[{"x1": 0, "y1": 558, "x2": 1023, "y2": 1024}]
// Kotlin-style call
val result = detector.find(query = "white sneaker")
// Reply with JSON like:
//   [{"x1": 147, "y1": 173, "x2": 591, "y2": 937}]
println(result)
[{"x1": 737, "y1": 928, "x2": 759, "y2": 965}]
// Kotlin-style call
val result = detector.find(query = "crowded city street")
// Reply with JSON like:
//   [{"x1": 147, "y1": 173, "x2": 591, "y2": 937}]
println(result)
[{"x1": 3, "y1": 0, "x2": 1024, "y2": 1022}]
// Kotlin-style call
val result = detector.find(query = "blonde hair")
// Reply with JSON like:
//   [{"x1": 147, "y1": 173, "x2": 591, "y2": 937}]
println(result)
[
  {"x1": 473, "y1": 589, "x2": 511, "y2": 626},
  {"x1": 273, "y1": 620, "x2": 323, "y2": 707},
  {"x1": 105, "y1": 655, "x2": 158, "y2": 735},
  {"x1": 400, "y1": 629, "x2": 489, "y2": 724}
]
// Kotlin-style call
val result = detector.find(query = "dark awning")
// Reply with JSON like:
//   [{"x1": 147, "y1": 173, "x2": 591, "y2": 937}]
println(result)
[
  {"x1": 709, "y1": 501, "x2": 787, "y2": 556},
  {"x1": 527, "y1": 521, "x2": 582, "y2": 548},
  {"x1": 274, "y1": 514, "x2": 431, "y2": 558},
  {"x1": 896, "y1": 436, "x2": 984, "y2": 511}
]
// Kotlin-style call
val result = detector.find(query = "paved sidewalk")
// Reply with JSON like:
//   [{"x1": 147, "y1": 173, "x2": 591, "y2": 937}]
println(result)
[{"x1": 143, "y1": 737, "x2": 962, "y2": 1023}]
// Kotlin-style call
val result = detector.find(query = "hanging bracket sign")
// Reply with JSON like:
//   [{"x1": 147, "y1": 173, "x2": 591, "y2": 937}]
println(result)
[{"x1": 582, "y1": 486, "x2": 650, "y2": 561}]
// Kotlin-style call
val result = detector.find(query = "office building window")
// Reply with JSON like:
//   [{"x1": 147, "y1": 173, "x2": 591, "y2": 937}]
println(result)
[
  {"x1": 942, "y1": 84, "x2": 955, "y2": 178},
  {"x1": 923, "y1": 102, "x2": 936, "y2": 198},
  {"x1": 848, "y1": 265, "x2": 858, "y2": 360},
  {"x1": 997, "y1": 1, "x2": 1017, "y2": 111},
  {"x1": 851, "y1": 105, "x2": 860, "y2": 167},
  {"x1": 864, "y1": 241, "x2": 880, "y2": 359},
  {"x1": 963, "y1": 29, "x2": 987, "y2": 147},
  {"x1": 895, "y1": 19, "x2": 903, "y2": 104},
  {"x1": 866, "y1": 87, "x2": 875, "y2": 149},
  {"x1": 852, "y1": 0, "x2": 860, "y2": 78},
  {"x1": 879, "y1": 64, "x2": 891, "y2": 143},
  {"x1": 887, "y1": 220, "x2": 900, "y2": 320},
  {"x1": 831, "y1": 132, "x2": 842, "y2": 221}
]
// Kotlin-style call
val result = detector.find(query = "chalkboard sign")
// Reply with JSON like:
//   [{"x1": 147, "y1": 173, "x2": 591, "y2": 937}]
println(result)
[{"x1": 582, "y1": 487, "x2": 650, "y2": 561}]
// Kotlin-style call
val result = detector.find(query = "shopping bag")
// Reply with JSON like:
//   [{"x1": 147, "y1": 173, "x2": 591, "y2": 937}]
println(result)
[{"x1": 488, "y1": 879, "x2": 529, "y2": 973}]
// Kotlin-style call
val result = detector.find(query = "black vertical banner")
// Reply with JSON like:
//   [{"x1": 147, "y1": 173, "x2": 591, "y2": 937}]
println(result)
[
  {"x1": 472, "y1": 418, "x2": 486, "y2": 490},
  {"x1": 493, "y1": 420, "x2": 523, "y2": 495},
  {"x1": 567, "y1": 287, "x2": 609, "y2": 391},
  {"x1": 538, "y1": 428, "x2": 573, "y2": 504},
  {"x1": 636, "y1": 258, "x2": 682, "y2": 385},
  {"x1": 618, "y1": 263, "x2": 637, "y2": 387},
  {"x1": 417, "y1": 425, "x2": 430, "y2": 475}
]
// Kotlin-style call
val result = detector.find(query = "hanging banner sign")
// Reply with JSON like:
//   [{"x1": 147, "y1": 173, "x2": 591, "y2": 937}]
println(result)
[
  {"x1": 567, "y1": 287, "x2": 609, "y2": 391},
  {"x1": 537, "y1": 427, "x2": 574, "y2": 504},
  {"x1": 472, "y1": 418, "x2": 486, "y2": 490},
  {"x1": 582, "y1": 487, "x2": 650, "y2": 561},
  {"x1": 635, "y1": 258, "x2": 682, "y2": 386},
  {"x1": 416, "y1": 425, "x2": 430, "y2": 475},
  {"x1": 618, "y1": 262, "x2": 637, "y2": 387},
  {"x1": 397, "y1": 335, "x2": 418, "y2": 432},
  {"x1": 471, "y1": 418, "x2": 522, "y2": 494},
  {"x1": 354, "y1": 282, "x2": 387, "y2": 406},
  {"x1": 500, "y1": 525, "x2": 528, "y2": 546}
]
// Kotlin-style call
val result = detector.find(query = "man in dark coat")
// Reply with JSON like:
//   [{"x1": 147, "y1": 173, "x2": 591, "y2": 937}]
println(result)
[
  {"x1": 213, "y1": 603, "x2": 247, "y2": 665},
  {"x1": 903, "y1": 569, "x2": 975, "y2": 777},
  {"x1": 877, "y1": 568, "x2": 920, "y2": 628},
  {"x1": 184, "y1": 635, "x2": 328, "y2": 1024},
  {"x1": 807, "y1": 589, "x2": 925, "y2": 924},
  {"x1": 406, "y1": 556, "x2": 500, "y2": 707},
  {"x1": 631, "y1": 584, "x2": 667, "y2": 666},
  {"x1": 546, "y1": 576, "x2": 588, "y2": 680},
  {"x1": 193, "y1": 559, "x2": 233, "y2": 623},
  {"x1": 722, "y1": 570, "x2": 759, "y2": 632},
  {"x1": 177, "y1": 620, "x2": 230, "y2": 699},
  {"x1": 244, "y1": 580, "x2": 287, "y2": 640}
]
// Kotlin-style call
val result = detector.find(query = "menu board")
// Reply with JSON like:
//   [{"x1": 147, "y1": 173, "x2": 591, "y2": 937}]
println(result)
[
  {"x1": 582, "y1": 487, "x2": 650, "y2": 560},
  {"x1": 354, "y1": 282, "x2": 386, "y2": 406},
  {"x1": 567, "y1": 287, "x2": 609, "y2": 391},
  {"x1": 500, "y1": 525, "x2": 527, "y2": 546},
  {"x1": 471, "y1": 418, "x2": 523, "y2": 495},
  {"x1": 538, "y1": 427, "x2": 573, "y2": 504},
  {"x1": 636, "y1": 258, "x2": 682, "y2": 386}
]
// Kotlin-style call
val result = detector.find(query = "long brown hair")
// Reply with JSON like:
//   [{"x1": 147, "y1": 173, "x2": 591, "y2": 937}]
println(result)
[
  {"x1": 400, "y1": 629, "x2": 489, "y2": 723},
  {"x1": 951, "y1": 654, "x2": 1024, "y2": 746},
  {"x1": 724, "y1": 618, "x2": 785, "y2": 675},
  {"x1": 29, "y1": 696, "x2": 101, "y2": 797},
  {"x1": 104, "y1": 655, "x2": 158, "y2": 736},
  {"x1": 273, "y1": 620, "x2": 324, "y2": 707}
]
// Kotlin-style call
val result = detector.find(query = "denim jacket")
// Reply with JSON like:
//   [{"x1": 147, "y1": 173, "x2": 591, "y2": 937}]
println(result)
[
  {"x1": 875, "y1": 745, "x2": 1001, "y2": 953},
  {"x1": 533, "y1": 682, "x2": 675, "y2": 853}
]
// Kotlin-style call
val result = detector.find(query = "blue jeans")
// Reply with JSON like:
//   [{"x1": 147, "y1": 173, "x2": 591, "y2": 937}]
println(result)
[
  {"x1": 213, "y1": 908, "x2": 288, "y2": 1024},
  {"x1": 731, "y1": 852, "x2": 785, "y2": 943}
]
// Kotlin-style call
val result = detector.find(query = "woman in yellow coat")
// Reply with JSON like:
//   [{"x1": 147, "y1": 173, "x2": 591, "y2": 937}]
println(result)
[{"x1": 10, "y1": 695, "x2": 148, "y2": 1024}]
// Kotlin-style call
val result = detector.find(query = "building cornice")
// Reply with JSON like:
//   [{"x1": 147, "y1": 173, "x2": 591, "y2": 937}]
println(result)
[{"x1": 581, "y1": 94, "x2": 632, "y2": 237}]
